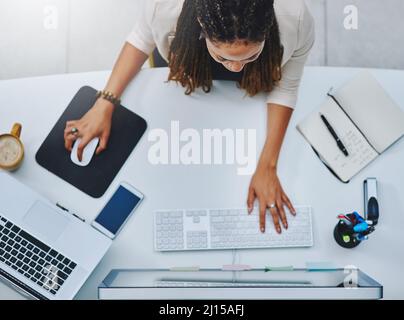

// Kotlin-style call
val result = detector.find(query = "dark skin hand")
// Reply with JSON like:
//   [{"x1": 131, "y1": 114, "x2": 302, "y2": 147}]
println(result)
[
  {"x1": 64, "y1": 99, "x2": 114, "y2": 161},
  {"x1": 247, "y1": 103, "x2": 297, "y2": 234}
]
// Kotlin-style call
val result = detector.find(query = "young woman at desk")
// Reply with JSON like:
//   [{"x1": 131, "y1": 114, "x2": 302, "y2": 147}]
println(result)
[{"x1": 63, "y1": 0, "x2": 315, "y2": 234}]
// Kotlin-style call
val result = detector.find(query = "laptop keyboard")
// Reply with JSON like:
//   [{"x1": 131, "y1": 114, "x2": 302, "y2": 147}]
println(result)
[{"x1": 0, "y1": 215, "x2": 77, "y2": 295}]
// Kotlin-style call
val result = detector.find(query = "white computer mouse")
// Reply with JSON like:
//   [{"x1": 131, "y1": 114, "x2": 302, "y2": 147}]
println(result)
[{"x1": 70, "y1": 137, "x2": 100, "y2": 167}]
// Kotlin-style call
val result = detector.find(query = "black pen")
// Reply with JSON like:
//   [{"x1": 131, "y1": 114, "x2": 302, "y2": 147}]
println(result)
[{"x1": 319, "y1": 113, "x2": 349, "y2": 157}]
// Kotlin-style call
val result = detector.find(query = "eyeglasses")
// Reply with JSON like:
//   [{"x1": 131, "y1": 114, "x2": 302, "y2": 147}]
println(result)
[{"x1": 205, "y1": 39, "x2": 265, "y2": 64}]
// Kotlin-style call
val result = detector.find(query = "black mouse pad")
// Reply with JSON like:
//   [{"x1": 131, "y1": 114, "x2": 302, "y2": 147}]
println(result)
[{"x1": 36, "y1": 86, "x2": 147, "y2": 198}]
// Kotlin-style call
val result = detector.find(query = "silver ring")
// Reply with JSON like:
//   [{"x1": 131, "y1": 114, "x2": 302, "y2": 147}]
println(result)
[
  {"x1": 70, "y1": 127, "x2": 79, "y2": 135},
  {"x1": 269, "y1": 203, "x2": 276, "y2": 209}
]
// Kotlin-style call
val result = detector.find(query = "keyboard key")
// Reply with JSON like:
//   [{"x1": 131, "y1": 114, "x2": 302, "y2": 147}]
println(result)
[
  {"x1": 57, "y1": 263, "x2": 64, "y2": 269},
  {"x1": 63, "y1": 266, "x2": 72, "y2": 275},
  {"x1": 27, "y1": 244, "x2": 33, "y2": 250},
  {"x1": 11, "y1": 225, "x2": 20, "y2": 233},
  {"x1": 2, "y1": 230, "x2": 9, "y2": 236},
  {"x1": 22, "y1": 265, "x2": 29, "y2": 271},
  {"x1": 11, "y1": 265, "x2": 18, "y2": 270},
  {"x1": 56, "y1": 254, "x2": 64, "y2": 262},
  {"x1": 39, "y1": 251, "x2": 46, "y2": 258},
  {"x1": 4, "y1": 253, "x2": 10, "y2": 260},
  {"x1": 5, "y1": 261, "x2": 11, "y2": 266},
  {"x1": 29, "y1": 261, "x2": 36, "y2": 268},
  {"x1": 58, "y1": 271, "x2": 68, "y2": 280},
  {"x1": 17, "y1": 269, "x2": 24, "y2": 274},
  {"x1": 63, "y1": 257, "x2": 71, "y2": 265},
  {"x1": 26, "y1": 251, "x2": 33, "y2": 258},
  {"x1": 9, "y1": 232, "x2": 16, "y2": 239},
  {"x1": 32, "y1": 255, "x2": 39, "y2": 262},
  {"x1": 33, "y1": 248, "x2": 39, "y2": 254},
  {"x1": 13, "y1": 243, "x2": 21, "y2": 250},
  {"x1": 10, "y1": 257, "x2": 17, "y2": 264},
  {"x1": 19, "y1": 230, "x2": 50, "y2": 253},
  {"x1": 69, "y1": 261, "x2": 77, "y2": 269},
  {"x1": 0, "y1": 249, "x2": 4, "y2": 256},
  {"x1": 7, "y1": 240, "x2": 15, "y2": 246},
  {"x1": 28, "y1": 269, "x2": 35, "y2": 275},
  {"x1": 49, "y1": 250, "x2": 58, "y2": 257},
  {"x1": 51, "y1": 259, "x2": 58, "y2": 265},
  {"x1": 16, "y1": 261, "x2": 23, "y2": 268},
  {"x1": 0, "y1": 242, "x2": 5, "y2": 248},
  {"x1": 45, "y1": 255, "x2": 52, "y2": 262},
  {"x1": 21, "y1": 240, "x2": 27, "y2": 246},
  {"x1": 20, "y1": 247, "x2": 27, "y2": 254},
  {"x1": 34, "y1": 272, "x2": 42, "y2": 279},
  {"x1": 15, "y1": 236, "x2": 22, "y2": 243},
  {"x1": 11, "y1": 249, "x2": 17, "y2": 256},
  {"x1": 17, "y1": 253, "x2": 24, "y2": 260},
  {"x1": 5, "y1": 222, "x2": 12, "y2": 229},
  {"x1": 35, "y1": 265, "x2": 42, "y2": 272},
  {"x1": 38, "y1": 259, "x2": 45, "y2": 266}
]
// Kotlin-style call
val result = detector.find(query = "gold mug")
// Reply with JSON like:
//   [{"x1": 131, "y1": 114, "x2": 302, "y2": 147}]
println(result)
[{"x1": 0, "y1": 123, "x2": 24, "y2": 171}]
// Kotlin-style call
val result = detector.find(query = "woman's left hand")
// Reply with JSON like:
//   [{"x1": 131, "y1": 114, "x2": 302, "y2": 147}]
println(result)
[{"x1": 247, "y1": 165, "x2": 296, "y2": 234}]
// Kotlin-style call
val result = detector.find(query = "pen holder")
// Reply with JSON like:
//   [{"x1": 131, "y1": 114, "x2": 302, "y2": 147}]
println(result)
[{"x1": 333, "y1": 220, "x2": 361, "y2": 249}]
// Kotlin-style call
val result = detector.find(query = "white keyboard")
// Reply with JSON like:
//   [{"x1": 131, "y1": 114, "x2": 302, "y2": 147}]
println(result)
[{"x1": 154, "y1": 206, "x2": 313, "y2": 251}]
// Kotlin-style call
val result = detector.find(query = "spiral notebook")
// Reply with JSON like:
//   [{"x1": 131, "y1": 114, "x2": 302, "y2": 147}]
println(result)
[{"x1": 297, "y1": 71, "x2": 404, "y2": 183}]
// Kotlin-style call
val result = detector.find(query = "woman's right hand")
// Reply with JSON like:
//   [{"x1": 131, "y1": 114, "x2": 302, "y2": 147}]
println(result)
[{"x1": 64, "y1": 98, "x2": 114, "y2": 161}]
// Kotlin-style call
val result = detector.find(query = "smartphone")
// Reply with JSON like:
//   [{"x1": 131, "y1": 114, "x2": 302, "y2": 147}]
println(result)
[{"x1": 91, "y1": 182, "x2": 144, "y2": 239}]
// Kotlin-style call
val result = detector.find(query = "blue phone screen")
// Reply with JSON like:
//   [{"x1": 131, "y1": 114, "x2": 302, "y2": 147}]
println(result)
[{"x1": 95, "y1": 185, "x2": 141, "y2": 234}]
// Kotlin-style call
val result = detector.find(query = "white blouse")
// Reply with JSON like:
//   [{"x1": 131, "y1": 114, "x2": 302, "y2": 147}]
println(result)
[{"x1": 127, "y1": 0, "x2": 315, "y2": 109}]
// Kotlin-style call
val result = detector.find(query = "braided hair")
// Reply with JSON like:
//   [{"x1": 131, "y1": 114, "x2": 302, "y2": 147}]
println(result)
[{"x1": 168, "y1": 0, "x2": 283, "y2": 96}]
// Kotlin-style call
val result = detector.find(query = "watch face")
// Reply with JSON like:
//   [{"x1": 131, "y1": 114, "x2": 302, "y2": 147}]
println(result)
[{"x1": 0, "y1": 135, "x2": 23, "y2": 167}]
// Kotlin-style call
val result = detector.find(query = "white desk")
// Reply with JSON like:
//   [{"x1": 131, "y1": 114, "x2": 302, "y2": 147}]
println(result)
[{"x1": 0, "y1": 67, "x2": 403, "y2": 300}]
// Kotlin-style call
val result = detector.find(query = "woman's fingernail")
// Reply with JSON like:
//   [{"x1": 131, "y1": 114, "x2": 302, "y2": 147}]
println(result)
[
  {"x1": 277, "y1": 227, "x2": 281, "y2": 234},
  {"x1": 285, "y1": 223, "x2": 288, "y2": 229},
  {"x1": 261, "y1": 227, "x2": 265, "y2": 233}
]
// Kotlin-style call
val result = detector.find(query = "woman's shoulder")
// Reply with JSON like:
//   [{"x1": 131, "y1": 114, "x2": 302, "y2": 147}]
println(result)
[
  {"x1": 274, "y1": 0, "x2": 309, "y2": 21},
  {"x1": 145, "y1": 0, "x2": 184, "y2": 21},
  {"x1": 274, "y1": 0, "x2": 315, "y2": 63}
]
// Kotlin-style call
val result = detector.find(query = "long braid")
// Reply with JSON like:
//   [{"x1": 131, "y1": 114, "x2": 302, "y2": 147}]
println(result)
[
  {"x1": 168, "y1": 0, "x2": 212, "y2": 94},
  {"x1": 168, "y1": 0, "x2": 283, "y2": 96}
]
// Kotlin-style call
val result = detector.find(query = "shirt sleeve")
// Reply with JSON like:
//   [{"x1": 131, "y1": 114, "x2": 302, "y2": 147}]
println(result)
[
  {"x1": 126, "y1": 0, "x2": 157, "y2": 56},
  {"x1": 266, "y1": 2, "x2": 315, "y2": 109}
]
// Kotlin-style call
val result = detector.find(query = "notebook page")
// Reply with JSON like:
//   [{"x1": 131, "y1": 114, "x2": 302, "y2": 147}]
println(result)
[
  {"x1": 334, "y1": 71, "x2": 404, "y2": 153},
  {"x1": 297, "y1": 98, "x2": 378, "y2": 182}
]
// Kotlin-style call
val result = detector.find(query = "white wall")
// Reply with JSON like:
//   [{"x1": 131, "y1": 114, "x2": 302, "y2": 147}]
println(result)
[{"x1": 0, "y1": 0, "x2": 142, "y2": 80}]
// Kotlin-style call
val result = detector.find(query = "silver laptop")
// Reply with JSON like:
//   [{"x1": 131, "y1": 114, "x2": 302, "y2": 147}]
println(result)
[{"x1": 0, "y1": 172, "x2": 112, "y2": 300}]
